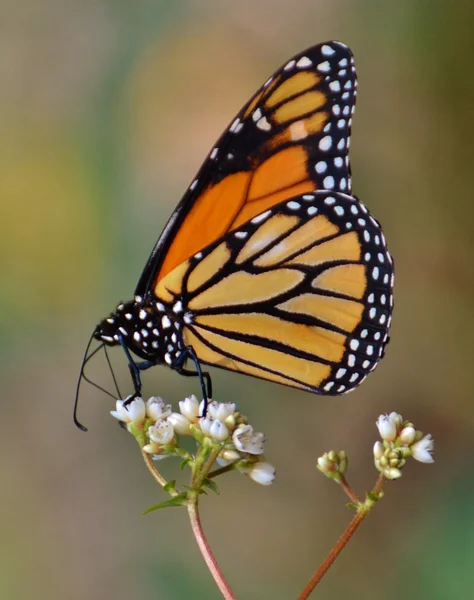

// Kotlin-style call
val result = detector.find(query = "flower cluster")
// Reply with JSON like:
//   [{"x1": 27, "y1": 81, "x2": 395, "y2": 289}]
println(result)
[
  {"x1": 317, "y1": 450, "x2": 348, "y2": 482},
  {"x1": 373, "y1": 412, "x2": 434, "y2": 479},
  {"x1": 111, "y1": 394, "x2": 275, "y2": 485}
]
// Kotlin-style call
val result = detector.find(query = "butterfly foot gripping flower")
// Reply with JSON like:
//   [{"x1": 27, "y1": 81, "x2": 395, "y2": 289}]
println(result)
[{"x1": 111, "y1": 393, "x2": 275, "y2": 493}]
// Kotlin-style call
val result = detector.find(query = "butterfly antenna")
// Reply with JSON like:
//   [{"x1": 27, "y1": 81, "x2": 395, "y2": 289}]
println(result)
[
  {"x1": 104, "y1": 344, "x2": 122, "y2": 399},
  {"x1": 74, "y1": 332, "x2": 116, "y2": 431}
]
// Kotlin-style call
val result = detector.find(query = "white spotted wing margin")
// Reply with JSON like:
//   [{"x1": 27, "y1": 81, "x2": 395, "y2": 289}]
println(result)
[{"x1": 177, "y1": 190, "x2": 394, "y2": 395}]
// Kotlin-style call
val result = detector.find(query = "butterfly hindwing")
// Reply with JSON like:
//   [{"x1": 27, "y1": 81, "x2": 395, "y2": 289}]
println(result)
[
  {"x1": 136, "y1": 41, "x2": 358, "y2": 295},
  {"x1": 155, "y1": 191, "x2": 393, "y2": 395}
]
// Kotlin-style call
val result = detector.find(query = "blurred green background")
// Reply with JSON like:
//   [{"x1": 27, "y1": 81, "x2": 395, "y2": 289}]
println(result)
[{"x1": 2, "y1": 1, "x2": 473, "y2": 599}]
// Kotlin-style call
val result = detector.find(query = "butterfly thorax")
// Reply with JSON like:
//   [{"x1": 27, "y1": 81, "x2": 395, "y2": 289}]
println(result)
[{"x1": 94, "y1": 296, "x2": 186, "y2": 366}]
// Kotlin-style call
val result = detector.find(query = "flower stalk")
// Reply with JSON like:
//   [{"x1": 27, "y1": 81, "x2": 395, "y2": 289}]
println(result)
[{"x1": 109, "y1": 396, "x2": 433, "y2": 600}]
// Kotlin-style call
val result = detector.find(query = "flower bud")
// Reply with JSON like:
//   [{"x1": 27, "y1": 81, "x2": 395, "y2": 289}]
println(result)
[
  {"x1": 247, "y1": 462, "x2": 276, "y2": 485},
  {"x1": 169, "y1": 412, "x2": 192, "y2": 435},
  {"x1": 217, "y1": 449, "x2": 241, "y2": 466},
  {"x1": 386, "y1": 467, "x2": 402, "y2": 480},
  {"x1": 373, "y1": 441, "x2": 384, "y2": 460},
  {"x1": 399, "y1": 426, "x2": 416, "y2": 446},
  {"x1": 179, "y1": 395, "x2": 200, "y2": 421},
  {"x1": 376, "y1": 414, "x2": 398, "y2": 442},
  {"x1": 209, "y1": 420, "x2": 229, "y2": 441}
]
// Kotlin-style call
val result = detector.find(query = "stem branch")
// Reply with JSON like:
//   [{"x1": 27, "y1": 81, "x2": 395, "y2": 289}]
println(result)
[
  {"x1": 297, "y1": 475, "x2": 386, "y2": 599},
  {"x1": 187, "y1": 495, "x2": 236, "y2": 600},
  {"x1": 141, "y1": 449, "x2": 168, "y2": 489}
]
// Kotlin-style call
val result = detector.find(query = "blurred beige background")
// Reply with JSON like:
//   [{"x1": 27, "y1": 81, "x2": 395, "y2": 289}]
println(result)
[{"x1": 2, "y1": 1, "x2": 473, "y2": 599}]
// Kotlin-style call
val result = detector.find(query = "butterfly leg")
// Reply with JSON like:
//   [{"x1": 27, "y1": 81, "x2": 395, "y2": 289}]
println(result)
[
  {"x1": 174, "y1": 346, "x2": 212, "y2": 414},
  {"x1": 118, "y1": 333, "x2": 155, "y2": 403}
]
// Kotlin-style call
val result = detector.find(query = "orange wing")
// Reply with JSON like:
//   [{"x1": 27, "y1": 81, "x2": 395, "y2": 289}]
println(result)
[{"x1": 135, "y1": 41, "x2": 357, "y2": 297}]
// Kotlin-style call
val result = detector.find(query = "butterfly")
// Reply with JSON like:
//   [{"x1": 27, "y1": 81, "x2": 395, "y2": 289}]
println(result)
[{"x1": 75, "y1": 41, "x2": 394, "y2": 429}]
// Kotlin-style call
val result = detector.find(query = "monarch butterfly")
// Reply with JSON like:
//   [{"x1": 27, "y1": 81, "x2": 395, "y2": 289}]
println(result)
[{"x1": 76, "y1": 41, "x2": 394, "y2": 428}]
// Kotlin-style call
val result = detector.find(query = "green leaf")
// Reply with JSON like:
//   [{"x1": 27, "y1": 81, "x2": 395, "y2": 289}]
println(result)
[
  {"x1": 366, "y1": 491, "x2": 383, "y2": 502},
  {"x1": 202, "y1": 478, "x2": 220, "y2": 495},
  {"x1": 143, "y1": 493, "x2": 188, "y2": 514},
  {"x1": 163, "y1": 480, "x2": 177, "y2": 494},
  {"x1": 180, "y1": 458, "x2": 191, "y2": 470},
  {"x1": 346, "y1": 502, "x2": 358, "y2": 511}
]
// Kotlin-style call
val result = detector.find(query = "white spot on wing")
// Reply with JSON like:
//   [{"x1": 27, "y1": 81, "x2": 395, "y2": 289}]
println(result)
[
  {"x1": 317, "y1": 61, "x2": 331, "y2": 73},
  {"x1": 296, "y1": 56, "x2": 312, "y2": 68},
  {"x1": 251, "y1": 210, "x2": 272, "y2": 224},
  {"x1": 321, "y1": 44, "x2": 336, "y2": 56},
  {"x1": 256, "y1": 116, "x2": 271, "y2": 131},
  {"x1": 319, "y1": 136, "x2": 332, "y2": 151}
]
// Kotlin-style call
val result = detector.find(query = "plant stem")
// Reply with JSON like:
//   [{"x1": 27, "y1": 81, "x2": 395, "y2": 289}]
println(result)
[
  {"x1": 141, "y1": 449, "x2": 169, "y2": 489},
  {"x1": 187, "y1": 495, "x2": 236, "y2": 600},
  {"x1": 339, "y1": 475, "x2": 360, "y2": 504},
  {"x1": 192, "y1": 446, "x2": 222, "y2": 490},
  {"x1": 297, "y1": 475, "x2": 386, "y2": 599}
]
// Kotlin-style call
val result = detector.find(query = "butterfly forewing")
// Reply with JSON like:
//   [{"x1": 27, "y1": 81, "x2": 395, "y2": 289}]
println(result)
[{"x1": 135, "y1": 41, "x2": 357, "y2": 296}]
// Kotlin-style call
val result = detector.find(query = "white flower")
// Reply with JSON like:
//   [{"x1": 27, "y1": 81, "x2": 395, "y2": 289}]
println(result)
[
  {"x1": 199, "y1": 417, "x2": 213, "y2": 436},
  {"x1": 146, "y1": 397, "x2": 171, "y2": 421},
  {"x1": 246, "y1": 462, "x2": 276, "y2": 485},
  {"x1": 232, "y1": 425, "x2": 265, "y2": 455},
  {"x1": 199, "y1": 417, "x2": 229, "y2": 441},
  {"x1": 110, "y1": 397, "x2": 146, "y2": 426},
  {"x1": 148, "y1": 420, "x2": 175, "y2": 445},
  {"x1": 373, "y1": 441, "x2": 384, "y2": 460},
  {"x1": 209, "y1": 420, "x2": 229, "y2": 441},
  {"x1": 376, "y1": 413, "x2": 398, "y2": 442},
  {"x1": 399, "y1": 426, "x2": 416, "y2": 446},
  {"x1": 169, "y1": 412, "x2": 192, "y2": 435},
  {"x1": 411, "y1": 434, "x2": 434, "y2": 463},
  {"x1": 179, "y1": 395, "x2": 200, "y2": 421},
  {"x1": 207, "y1": 401, "x2": 236, "y2": 422}
]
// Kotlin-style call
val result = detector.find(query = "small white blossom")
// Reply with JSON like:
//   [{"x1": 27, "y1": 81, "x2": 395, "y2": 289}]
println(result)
[
  {"x1": 199, "y1": 417, "x2": 213, "y2": 437},
  {"x1": 110, "y1": 397, "x2": 146, "y2": 426},
  {"x1": 376, "y1": 413, "x2": 398, "y2": 442},
  {"x1": 207, "y1": 401, "x2": 236, "y2": 422},
  {"x1": 148, "y1": 420, "x2": 175, "y2": 445},
  {"x1": 209, "y1": 420, "x2": 229, "y2": 441},
  {"x1": 399, "y1": 426, "x2": 416, "y2": 446},
  {"x1": 179, "y1": 395, "x2": 200, "y2": 421},
  {"x1": 246, "y1": 462, "x2": 276, "y2": 485},
  {"x1": 232, "y1": 425, "x2": 265, "y2": 455},
  {"x1": 146, "y1": 397, "x2": 171, "y2": 421},
  {"x1": 411, "y1": 434, "x2": 434, "y2": 463},
  {"x1": 169, "y1": 412, "x2": 192, "y2": 435}
]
